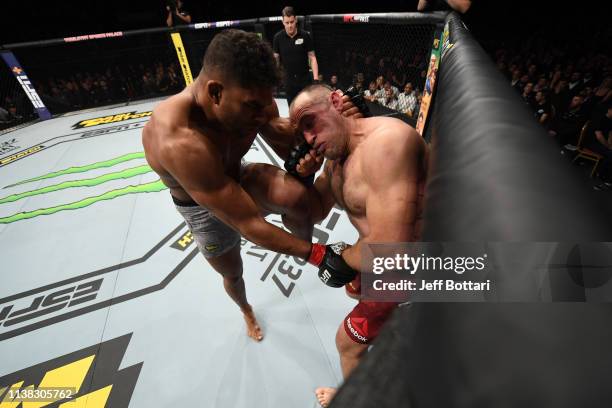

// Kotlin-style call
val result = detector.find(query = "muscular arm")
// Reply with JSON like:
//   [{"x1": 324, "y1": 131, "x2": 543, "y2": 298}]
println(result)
[
  {"x1": 259, "y1": 100, "x2": 295, "y2": 160},
  {"x1": 162, "y1": 128, "x2": 311, "y2": 259},
  {"x1": 342, "y1": 127, "x2": 425, "y2": 272},
  {"x1": 308, "y1": 51, "x2": 319, "y2": 81}
]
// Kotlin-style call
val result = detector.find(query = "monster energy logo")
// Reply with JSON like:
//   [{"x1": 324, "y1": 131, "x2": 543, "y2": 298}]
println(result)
[{"x1": 0, "y1": 152, "x2": 167, "y2": 224}]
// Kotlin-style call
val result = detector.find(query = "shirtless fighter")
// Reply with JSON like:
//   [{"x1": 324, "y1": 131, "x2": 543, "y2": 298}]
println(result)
[
  {"x1": 142, "y1": 30, "x2": 361, "y2": 342},
  {"x1": 289, "y1": 84, "x2": 428, "y2": 406}
]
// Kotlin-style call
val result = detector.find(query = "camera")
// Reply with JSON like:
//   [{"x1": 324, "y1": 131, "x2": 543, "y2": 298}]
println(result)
[{"x1": 166, "y1": 0, "x2": 177, "y2": 11}]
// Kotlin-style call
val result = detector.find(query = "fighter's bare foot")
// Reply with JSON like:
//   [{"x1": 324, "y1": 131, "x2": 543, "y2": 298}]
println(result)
[
  {"x1": 315, "y1": 387, "x2": 337, "y2": 407},
  {"x1": 242, "y1": 308, "x2": 263, "y2": 341}
]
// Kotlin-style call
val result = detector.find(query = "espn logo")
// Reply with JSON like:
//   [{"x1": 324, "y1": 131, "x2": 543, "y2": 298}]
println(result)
[{"x1": 0, "y1": 279, "x2": 103, "y2": 328}]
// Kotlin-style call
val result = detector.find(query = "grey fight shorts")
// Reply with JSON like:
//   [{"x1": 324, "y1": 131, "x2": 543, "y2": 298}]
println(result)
[
  {"x1": 173, "y1": 160, "x2": 251, "y2": 258},
  {"x1": 175, "y1": 203, "x2": 241, "y2": 258}
]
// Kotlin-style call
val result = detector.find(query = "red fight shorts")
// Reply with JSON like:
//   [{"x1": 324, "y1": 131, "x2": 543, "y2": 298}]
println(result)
[{"x1": 343, "y1": 300, "x2": 398, "y2": 344}]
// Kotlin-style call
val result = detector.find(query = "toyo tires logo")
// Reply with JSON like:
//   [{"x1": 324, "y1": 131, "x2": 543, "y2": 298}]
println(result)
[{"x1": 72, "y1": 111, "x2": 152, "y2": 129}]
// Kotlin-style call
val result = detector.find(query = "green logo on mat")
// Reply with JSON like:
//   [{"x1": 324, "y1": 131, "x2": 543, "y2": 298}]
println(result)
[{"x1": 0, "y1": 152, "x2": 167, "y2": 224}]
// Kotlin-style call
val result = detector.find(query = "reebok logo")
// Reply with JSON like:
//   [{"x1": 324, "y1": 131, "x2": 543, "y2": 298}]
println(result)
[{"x1": 346, "y1": 317, "x2": 368, "y2": 343}]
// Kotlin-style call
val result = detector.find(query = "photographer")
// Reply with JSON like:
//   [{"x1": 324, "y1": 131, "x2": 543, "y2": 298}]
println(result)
[{"x1": 166, "y1": 0, "x2": 191, "y2": 27}]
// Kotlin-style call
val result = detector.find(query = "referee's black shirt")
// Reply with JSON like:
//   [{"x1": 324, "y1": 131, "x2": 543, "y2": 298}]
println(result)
[{"x1": 272, "y1": 29, "x2": 314, "y2": 82}]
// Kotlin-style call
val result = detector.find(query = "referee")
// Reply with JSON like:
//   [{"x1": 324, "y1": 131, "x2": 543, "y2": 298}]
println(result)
[{"x1": 273, "y1": 6, "x2": 320, "y2": 105}]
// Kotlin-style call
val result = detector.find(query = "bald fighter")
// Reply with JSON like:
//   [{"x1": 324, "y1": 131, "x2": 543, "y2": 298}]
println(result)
[
  {"x1": 289, "y1": 84, "x2": 428, "y2": 406},
  {"x1": 143, "y1": 30, "x2": 361, "y2": 342}
]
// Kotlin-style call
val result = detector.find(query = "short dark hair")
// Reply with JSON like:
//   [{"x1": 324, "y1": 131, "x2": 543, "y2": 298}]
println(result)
[
  {"x1": 290, "y1": 83, "x2": 332, "y2": 111},
  {"x1": 202, "y1": 29, "x2": 281, "y2": 88},
  {"x1": 282, "y1": 6, "x2": 295, "y2": 17}
]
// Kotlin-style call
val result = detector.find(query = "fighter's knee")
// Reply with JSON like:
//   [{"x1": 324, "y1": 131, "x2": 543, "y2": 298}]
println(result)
[
  {"x1": 283, "y1": 178, "x2": 314, "y2": 216},
  {"x1": 335, "y1": 324, "x2": 363, "y2": 357}
]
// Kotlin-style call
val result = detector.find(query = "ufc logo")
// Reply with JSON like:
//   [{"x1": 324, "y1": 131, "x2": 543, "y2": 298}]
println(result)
[
  {"x1": 16, "y1": 75, "x2": 45, "y2": 108},
  {"x1": 320, "y1": 270, "x2": 331, "y2": 283}
]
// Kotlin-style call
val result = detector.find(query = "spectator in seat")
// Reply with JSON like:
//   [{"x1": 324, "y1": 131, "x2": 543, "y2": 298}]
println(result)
[
  {"x1": 514, "y1": 73, "x2": 530, "y2": 93},
  {"x1": 364, "y1": 81, "x2": 379, "y2": 103},
  {"x1": 549, "y1": 95, "x2": 587, "y2": 149},
  {"x1": 521, "y1": 82, "x2": 536, "y2": 110},
  {"x1": 568, "y1": 71, "x2": 584, "y2": 96},
  {"x1": 398, "y1": 82, "x2": 418, "y2": 117},
  {"x1": 534, "y1": 90, "x2": 553, "y2": 128},
  {"x1": 380, "y1": 86, "x2": 399, "y2": 110},
  {"x1": 588, "y1": 103, "x2": 612, "y2": 190}
]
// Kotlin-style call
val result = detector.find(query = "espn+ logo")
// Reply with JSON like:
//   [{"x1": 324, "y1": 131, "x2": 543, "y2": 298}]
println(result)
[{"x1": 0, "y1": 279, "x2": 103, "y2": 328}]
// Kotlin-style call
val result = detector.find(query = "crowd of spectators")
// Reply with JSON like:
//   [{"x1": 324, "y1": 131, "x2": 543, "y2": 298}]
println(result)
[
  {"x1": 316, "y1": 49, "x2": 430, "y2": 119},
  {"x1": 0, "y1": 97, "x2": 32, "y2": 128},
  {"x1": 491, "y1": 31, "x2": 612, "y2": 190},
  {"x1": 1, "y1": 58, "x2": 183, "y2": 130},
  {"x1": 18, "y1": 47, "x2": 430, "y2": 122},
  {"x1": 34, "y1": 60, "x2": 183, "y2": 113}
]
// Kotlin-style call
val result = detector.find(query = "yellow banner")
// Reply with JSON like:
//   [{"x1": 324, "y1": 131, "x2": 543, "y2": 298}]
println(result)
[
  {"x1": 0, "y1": 145, "x2": 43, "y2": 166},
  {"x1": 171, "y1": 32, "x2": 194, "y2": 85}
]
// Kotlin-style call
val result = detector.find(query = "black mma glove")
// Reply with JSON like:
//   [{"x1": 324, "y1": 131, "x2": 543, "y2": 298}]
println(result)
[
  {"x1": 343, "y1": 86, "x2": 372, "y2": 117},
  {"x1": 308, "y1": 242, "x2": 358, "y2": 288},
  {"x1": 284, "y1": 141, "x2": 316, "y2": 185}
]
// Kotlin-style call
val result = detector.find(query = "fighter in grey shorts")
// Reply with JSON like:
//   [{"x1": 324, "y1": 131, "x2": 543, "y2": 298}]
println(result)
[
  {"x1": 142, "y1": 30, "x2": 360, "y2": 343},
  {"x1": 173, "y1": 161, "x2": 250, "y2": 258},
  {"x1": 174, "y1": 198, "x2": 241, "y2": 258}
]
